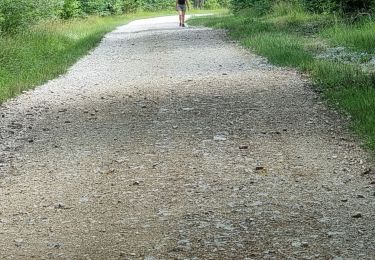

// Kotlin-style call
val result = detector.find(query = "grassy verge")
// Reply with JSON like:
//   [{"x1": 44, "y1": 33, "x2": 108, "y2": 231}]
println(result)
[
  {"x1": 0, "y1": 9, "x2": 220, "y2": 103},
  {"x1": 189, "y1": 8, "x2": 375, "y2": 152}
]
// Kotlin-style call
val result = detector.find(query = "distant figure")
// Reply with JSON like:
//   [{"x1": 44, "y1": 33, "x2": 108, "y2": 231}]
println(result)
[{"x1": 176, "y1": 0, "x2": 190, "y2": 27}]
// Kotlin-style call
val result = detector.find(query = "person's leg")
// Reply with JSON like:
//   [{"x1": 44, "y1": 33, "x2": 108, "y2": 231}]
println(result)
[
  {"x1": 181, "y1": 10, "x2": 186, "y2": 26},
  {"x1": 178, "y1": 10, "x2": 183, "y2": 26}
]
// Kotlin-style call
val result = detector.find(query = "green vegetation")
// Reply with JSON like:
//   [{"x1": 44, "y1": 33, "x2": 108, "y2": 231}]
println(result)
[
  {"x1": 0, "y1": 14, "x2": 133, "y2": 102},
  {"x1": 189, "y1": 0, "x2": 375, "y2": 151},
  {"x1": 322, "y1": 21, "x2": 375, "y2": 53}
]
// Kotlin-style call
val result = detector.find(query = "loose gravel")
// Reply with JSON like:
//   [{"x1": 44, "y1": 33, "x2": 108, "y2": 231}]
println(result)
[{"x1": 0, "y1": 15, "x2": 374, "y2": 259}]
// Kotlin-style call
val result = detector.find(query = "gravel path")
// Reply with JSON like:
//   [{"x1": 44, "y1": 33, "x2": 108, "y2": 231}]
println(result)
[{"x1": 0, "y1": 16, "x2": 374, "y2": 259}]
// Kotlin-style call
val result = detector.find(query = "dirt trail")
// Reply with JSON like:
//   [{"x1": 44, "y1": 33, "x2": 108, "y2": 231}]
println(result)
[{"x1": 0, "y1": 16, "x2": 374, "y2": 259}]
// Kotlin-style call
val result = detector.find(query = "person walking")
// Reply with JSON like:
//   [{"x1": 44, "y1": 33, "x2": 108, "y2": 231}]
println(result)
[{"x1": 176, "y1": 0, "x2": 190, "y2": 27}]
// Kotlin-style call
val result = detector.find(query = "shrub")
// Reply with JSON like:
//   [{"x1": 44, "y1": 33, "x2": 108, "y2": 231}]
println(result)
[
  {"x1": 61, "y1": 0, "x2": 81, "y2": 19},
  {"x1": 79, "y1": 0, "x2": 106, "y2": 15},
  {"x1": 204, "y1": 0, "x2": 221, "y2": 9},
  {"x1": 0, "y1": 0, "x2": 63, "y2": 34},
  {"x1": 301, "y1": 0, "x2": 375, "y2": 14},
  {"x1": 231, "y1": 0, "x2": 375, "y2": 15},
  {"x1": 36, "y1": 0, "x2": 64, "y2": 20},
  {"x1": 272, "y1": 0, "x2": 305, "y2": 16},
  {"x1": 231, "y1": 0, "x2": 273, "y2": 14},
  {"x1": 122, "y1": 0, "x2": 139, "y2": 13},
  {"x1": 339, "y1": 0, "x2": 375, "y2": 14},
  {"x1": 217, "y1": 0, "x2": 231, "y2": 8},
  {"x1": 140, "y1": 0, "x2": 173, "y2": 11},
  {"x1": 301, "y1": 0, "x2": 337, "y2": 13},
  {"x1": 0, "y1": 0, "x2": 40, "y2": 34},
  {"x1": 107, "y1": 0, "x2": 124, "y2": 15}
]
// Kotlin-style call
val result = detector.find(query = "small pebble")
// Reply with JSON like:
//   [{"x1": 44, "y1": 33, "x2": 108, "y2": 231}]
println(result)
[
  {"x1": 292, "y1": 241, "x2": 301, "y2": 247},
  {"x1": 214, "y1": 134, "x2": 227, "y2": 141},
  {"x1": 14, "y1": 239, "x2": 24, "y2": 247},
  {"x1": 362, "y1": 169, "x2": 373, "y2": 176},
  {"x1": 352, "y1": 212, "x2": 362, "y2": 218}
]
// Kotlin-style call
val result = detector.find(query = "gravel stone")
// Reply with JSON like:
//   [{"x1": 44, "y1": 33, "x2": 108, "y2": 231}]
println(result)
[
  {"x1": 352, "y1": 212, "x2": 363, "y2": 218},
  {"x1": 0, "y1": 15, "x2": 374, "y2": 259}
]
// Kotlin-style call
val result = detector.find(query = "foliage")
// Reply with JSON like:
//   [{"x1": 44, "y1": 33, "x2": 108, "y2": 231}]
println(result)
[
  {"x1": 122, "y1": 0, "x2": 139, "y2": 13},
  {"x1": 0, "y1": 0, "x2": 62, "y2": 34},
  {"x1": 139, "y1": 0, "x2": 173, "y2": 11},
  {"x1": 204, "y1": 0, "x2": 222, "y2": 9},
  {"x1": 230, "y1": 0, "x2": 375, "y2": 15},
  {"x1": 271, "y1": 0, "x2": 305, "y2": 16},
  {"x1": 79, "y1": 0, "x2": 108, "y2": 15},
  {"x1": 78, "y1": 0, "x2": 125, "y2": 15},
  {"x1": 108, "y1": 0, "x2": 125, "y2": 14},
  {"x1": 301, "y1": 0, "x2": 337, "y2": 13},
  {"x1": 334, "y1": 0, "x2": 375, "y2": 14},
  {"x1": 230, "y1": 0, "x2": 273, "y2": 14},
  {"x1": 61, "y1": 0, "x2": 81, "y2": 19},
  {"x1": 217, "y1": 0, "x2": 231, "y2": 8}
]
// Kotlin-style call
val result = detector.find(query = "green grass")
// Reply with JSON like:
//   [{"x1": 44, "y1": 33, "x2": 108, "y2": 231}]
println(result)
[
  {"x1": 321, "y1": 20, "x2": 375, "y2": 53},
  {"x1": 0, "y1": 9, "x2": 220, "y2": 103},
  {"x1": 189, "y1": 10, "x2": 375, "y2": 153},
  {"x1": 0, "y1": 14, "x2": 134, "y2": 102},
  {"x1": 243, "y1": 33, "x2": 314, "y2": 68}
]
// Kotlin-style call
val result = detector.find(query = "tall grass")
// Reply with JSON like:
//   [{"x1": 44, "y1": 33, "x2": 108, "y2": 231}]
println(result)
[
  {"x1": 322, "y1": 20, "x2": 375, "y2": 53},
  {"x1": 243, "y1": 33, "x2": 314, "y2": 68},
  {"x1": 0, "y1": 15, "x2": 134, "y2": 102},
  {"x1": 189, "y1": 8, "x2": 375, "y2": 153}
]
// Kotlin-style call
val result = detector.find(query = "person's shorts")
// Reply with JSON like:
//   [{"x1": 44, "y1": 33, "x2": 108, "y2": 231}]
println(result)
[{"x1": 177, "y1": 4, "x2": 186, "y2": 11}]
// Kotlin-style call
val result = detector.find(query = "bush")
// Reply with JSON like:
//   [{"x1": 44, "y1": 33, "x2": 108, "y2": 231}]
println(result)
[
  {"x1": 204, "y1": 0, "x2": 221, "y2": 9},
  {"x1": 301, "y1": 0, "x2": 337, "y2": 13},
  {"x1": 36, "y1": 0, "x2": 64, "y2": 20},
  {"x1": 107, "y1": 0, "x2": 124, "y2": 15},
  {"x1": 299, "y1": 0, "x2": 375, "y2": 14},
  {"x1": 79, "y1": 0, "x2": 106, "y2": 15},
  {"x1": 0, "y1": 0, "x2": 27, "y2": 33},
  {"x1": 78, "y1": 0, "x2": 130, "y2": 16},
  {"x1": 218, "y1": 0, "x2": 231, "y2": 8},
  {"x1": 140, "y1": 0, "x2": 173, "y2": 11},
  {"x1": 61, "y1": 0, "x2": 81, "y2": 19},
  {"x1": 0, "y1": 0, "x2": 63, "y2": 34},
  {"x1": 272, "y1": 0, "x2": 305, "y2": 16},
  {"x1": 0, "y1": 0, "x2": 39, "y2": 34},
  {"x1": 339, "y1": 0, "x2": 375, "y2": 14},
  {"x1": 231, "y1": 0, "x2": 273, "y2": 14},
  {"x1": 122, "y1": 0, "x2": 139, "y2": 13},
  {"x1": 232, "y1": 0, "x2": 375, "y2": 15}
]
